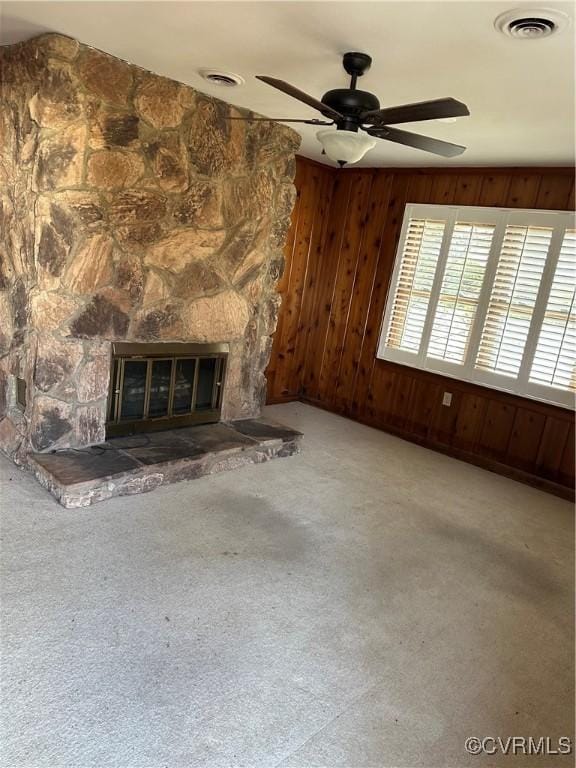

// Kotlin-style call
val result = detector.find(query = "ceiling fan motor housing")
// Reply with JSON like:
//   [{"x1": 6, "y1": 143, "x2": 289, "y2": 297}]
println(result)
[{"x1": 321, "y1": 89, "x2": 380, "y2": 129}]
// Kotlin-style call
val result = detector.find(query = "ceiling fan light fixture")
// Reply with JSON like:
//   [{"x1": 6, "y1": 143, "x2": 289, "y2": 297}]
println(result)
[{"x1": 316, "y1": 129, "x2": 377, "y2": 166}]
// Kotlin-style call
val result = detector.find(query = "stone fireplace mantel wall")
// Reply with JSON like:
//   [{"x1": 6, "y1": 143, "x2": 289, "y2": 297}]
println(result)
[{"x1": 0, "y1": 34, "x2": 300, "y2": 460}]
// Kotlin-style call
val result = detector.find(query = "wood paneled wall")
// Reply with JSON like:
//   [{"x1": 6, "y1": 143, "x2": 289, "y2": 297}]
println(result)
[
  {"x1": 267, "y1": 158, "x2": 575, "y2": 497},
  {"x1": 267, "y1": 159, "x2": 336, "y2": 402}
]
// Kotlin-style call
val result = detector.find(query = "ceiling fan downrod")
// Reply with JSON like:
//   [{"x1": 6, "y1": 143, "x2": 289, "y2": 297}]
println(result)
[
  {"x1": 320, "y1": 52, "x2": 380, "y2": 133},
  {"x1": 342, "y1": 51, "x2": 372, "y2": 90}
]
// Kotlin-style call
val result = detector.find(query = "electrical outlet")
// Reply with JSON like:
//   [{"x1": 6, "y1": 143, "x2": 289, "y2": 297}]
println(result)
[{"x1": 442, "y1": 391, "x2": 452, "y2": 407}]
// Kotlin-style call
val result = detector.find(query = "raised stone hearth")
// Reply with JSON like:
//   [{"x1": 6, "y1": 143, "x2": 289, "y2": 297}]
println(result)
[{"x1": 29, "y1": 417, "x2": 302, "y2": 507}]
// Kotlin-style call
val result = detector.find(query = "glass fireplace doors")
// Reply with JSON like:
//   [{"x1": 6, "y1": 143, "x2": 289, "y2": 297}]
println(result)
[{"x1": 106, "y1": 342, "x2": 228, "y2": 437}]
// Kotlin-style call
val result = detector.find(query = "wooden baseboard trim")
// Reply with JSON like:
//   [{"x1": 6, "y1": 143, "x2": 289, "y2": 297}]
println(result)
[
  {"x1": 266, "y1": 394, "x2": 301, "y2": 405},
  {"x1": 297, "y1": 396, "x2": 574, "y2": 502}
]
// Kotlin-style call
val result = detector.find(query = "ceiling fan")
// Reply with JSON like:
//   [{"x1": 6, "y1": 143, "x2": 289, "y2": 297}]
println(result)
[{"x1": 231, "y1": 52, "x2": 470, "y2": 166}]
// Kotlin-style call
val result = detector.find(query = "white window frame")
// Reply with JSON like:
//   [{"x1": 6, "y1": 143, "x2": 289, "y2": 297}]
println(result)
[{"x1": 377, "y1": 203, "x2": 575, "y2": 410}]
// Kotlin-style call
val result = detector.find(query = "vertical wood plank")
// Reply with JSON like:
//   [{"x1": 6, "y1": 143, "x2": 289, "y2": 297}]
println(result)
[
  {"x1": 430, "y1": 174, "x2": 459, "y2": 204},
  {"x1": 506, "y1": 174, "x2": 543, "y2": 209},
  {"x1": 288, "y1": 166, "x2": 335, "y2": 396},
  {"x1": 300, "y1": 172, "x2": 353, "y2": 400},
  {"x1": 320, "y1": 171, "x2": 373, "y2": 407},
  {"x1": 558, "y1": 424, "x2": 575, "y2": 487},
  {"x1": 429, "y1": 390, "x2": 462, "y2": 446},
  {"x1": 272, "y1": 162, "x2": 318, "y2": 397},
  {"x1": 453, "y1": 393, "x2": 489, "y2": 452},
  {"x1": 405, "y1": 172, "x2": 434, "y2": 204},
  {"x1": 477, "y1": 174, "x2": 512, "y2": 207},
  {"x1": 535, "y1": 174, "x2": 574, "y2": 210},
  {"x1": 335, "y1": 172, "x2": 393, "y2": 413},
  {"x1": 536, "y1": 416, "x2": 571, "y2": 481},
  {"x1": 354, "y1": 173, "x2": 410, "y2": 418},
  {"x1": 365, "y1": 362, "x2": 398, "y2": 428},
  {"x1": 452, "y1": 173, "x2": 484, "y2": 206},
  {"x1": 506, "y1": 409, "x2": 547, "y2": 472},
  {"x1": 567, "y1": 181, "x2": 575, "y2": 211},
  {"x1": 266, "y1": 159, "x2": 305, "y2": 400},
  {"x1": 386, "y1": 372, "x2": 416, "y2": 431},
  {"x1": 407, "y1": 377, "x2": 441, "y2": 438},
  {"x1": 478, "y1": 400, "x2": 516, "y2": 460}
]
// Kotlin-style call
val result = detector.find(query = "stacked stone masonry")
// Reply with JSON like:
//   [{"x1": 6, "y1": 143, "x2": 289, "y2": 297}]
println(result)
[{"x1": 0, "y1": 34, "x2": 300, "y2": 462}]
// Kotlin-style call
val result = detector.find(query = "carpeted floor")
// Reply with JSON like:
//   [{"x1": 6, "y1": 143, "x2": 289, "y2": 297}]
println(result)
[{"x1": 0, "y1": 402, "x2": 573, "y2": 767}]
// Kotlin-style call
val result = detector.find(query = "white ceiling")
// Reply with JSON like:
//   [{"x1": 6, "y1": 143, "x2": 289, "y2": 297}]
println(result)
[{"x1": 1, "y1": 1, "x2": 574, "y2": 167}]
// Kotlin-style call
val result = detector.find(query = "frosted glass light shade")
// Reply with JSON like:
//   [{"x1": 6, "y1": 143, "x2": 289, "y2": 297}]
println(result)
[{"x1": 316, "y1": 129, "x2": 377, "y2": 165}]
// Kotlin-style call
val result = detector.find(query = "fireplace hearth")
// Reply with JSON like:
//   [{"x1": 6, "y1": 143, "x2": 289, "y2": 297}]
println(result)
[{"x1": 29, "y1": 416, "x2": 303, "y2": 507}]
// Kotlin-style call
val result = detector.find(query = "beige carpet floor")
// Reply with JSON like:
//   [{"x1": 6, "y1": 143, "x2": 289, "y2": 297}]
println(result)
[{"x1": 0, "y1": 402, "x2": 573, "y2": 767}]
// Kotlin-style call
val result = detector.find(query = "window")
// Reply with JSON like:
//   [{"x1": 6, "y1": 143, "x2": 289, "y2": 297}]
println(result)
[{"x1": 378, "y1": 204, "x2": 575, "y2": 409}]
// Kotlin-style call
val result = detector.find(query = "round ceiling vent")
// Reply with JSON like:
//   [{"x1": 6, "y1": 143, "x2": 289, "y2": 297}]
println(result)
[
  {"x1": 494, "y1": 8, "x2": 570, "y2": 39},
  {"x1": 198, "y1": 69, "x2": 245, "y2": 87}
]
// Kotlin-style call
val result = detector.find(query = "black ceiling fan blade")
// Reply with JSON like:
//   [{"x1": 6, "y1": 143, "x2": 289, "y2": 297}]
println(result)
[
  {"x1": 366, "y1": 126, "x2": 466, "y2": 157},
  {"x1": 362, "y1": 98, "x2": 470, "y2": 126},
  {"x1": 226, "y1": 117, "x2": 334, "y2": 125},
  {"x1": 256, "y1": 76, "x2": 344, "y2": 121}
]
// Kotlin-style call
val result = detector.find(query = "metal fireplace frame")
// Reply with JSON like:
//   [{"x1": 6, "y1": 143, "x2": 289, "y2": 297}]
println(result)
[{"x1": 106, "y1": 342, "x2": 228, "y2": 437}]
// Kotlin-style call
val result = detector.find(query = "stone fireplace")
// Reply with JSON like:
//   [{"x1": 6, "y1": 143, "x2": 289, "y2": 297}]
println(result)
[{"x1": 0, "y1": 33, "x2": 300, "y2": 465}]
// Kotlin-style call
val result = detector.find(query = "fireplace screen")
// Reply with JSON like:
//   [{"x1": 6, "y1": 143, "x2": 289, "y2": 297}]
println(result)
[{"x1": 106, "y1": 342, "x2": 228, "y2": 437}]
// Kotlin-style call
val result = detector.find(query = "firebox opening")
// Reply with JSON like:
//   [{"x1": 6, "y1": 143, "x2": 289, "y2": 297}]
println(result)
[{"x1": 106, "y1": 342, "x2": 228, "y2": 438}]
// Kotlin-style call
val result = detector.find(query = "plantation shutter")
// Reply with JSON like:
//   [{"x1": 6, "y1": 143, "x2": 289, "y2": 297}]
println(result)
[
  {"x1": 475, "y1": 224, "x2": 553, "y2": 377},
  {"x1": 384, "y1": 217, "x2": 446, "y2": 354},
  {"x1": 529, "y1": 229, "x2": 576, "y2": 391},
  {"x1": 378, "y1": 204, "x2": 575, "y2": 409},
  {"x1": 428, "y1": 221, "x2": 495, "y2": 364}
]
